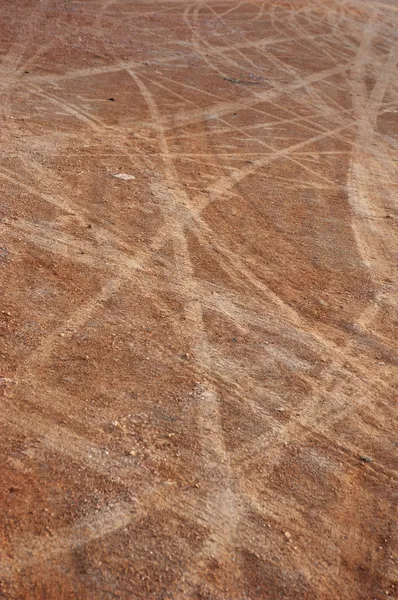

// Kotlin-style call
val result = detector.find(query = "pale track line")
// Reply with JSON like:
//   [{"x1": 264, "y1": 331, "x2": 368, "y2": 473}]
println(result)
[
  {"x1": 175, "y1": 219, "x2": 394, "y2": 394},
  {"x1": 127, "y1": 68, "x2": 244, "y2": 597},
  {"x1": 26, "y1": 60, "x2": 142, "y2": 85},
  {"x1": 242, "y1": 484, "x2": 394, "y2": 591},
  {"x1": 1, "y1": 0, "x2": 396, "y2": 592},
  {"x1": 13, "y1": 207, "x2": 393, "y2": 426},
  {"x1": 247, "y1": 0, "x2": 266, "y2": 22},
  {"x1": 26, "y1": 84, "x2": 119, "y2": 134},
  {"x1": 173, "y1": 277, "x2": 394, "y2": 488},
  {"x1": 192, "y1": 110, "x2": 356, "y2": 199},
  {"x1": 204, "y1": 33, "x2": 336, "y2": 51},
  {"x1": 0, "y1": 167, "x2": 79, "y2": 216},
  {"x1": 315, "y1": 26, "x2": 398, "y2": 435},
  {"x1": 0, "y1": 400, "x2": 136, "y2": 488},
  {"x1": 0, "y1": 502, "x2": 134, "y2": 579},
  {"x1": 176, "y1": 388, "x2": 243, "y2": 599},
  {"x1": 244, "y1": 1, "x2": 347, "y2": 105},
  {"x1": 0, "y1": 157, "x2": 171, "y2": 262},
  {"x1": 20, "y1": 52, "x2": 184, "y2": 86},
  {"x1": 214, "y1": 11, "x2": 397, "y2": 458},
  {"x1": 4, "y1": 213, "x2": 173, "y2": 362},
  {"x1": 285, "y1": 1, "x2": 357, "y2": 64},
  {"x1": 176, "y1": 10, "x2": 374, "y2": 202},
  {"x1": 154, "y1": 67, "x2": 356, "y2": 141},
  {"x1": 218, "y1": 0, "x2": 245, "y2": 17},
  {"x1": 348, "y1": 24, "x2": 398, "y2": 283},
  {"x1": 153, "y1": 273, "x2": 393, "y2": 395},
  {"x1": 200, "y1": 119, "x2": 356, "y2": 211},
  {"x1": 151, "y1": 64, "x2": 366, "y2": 202},
  {"x1": 19, "y1": 277, "x2": 124, "y2": 374},
  {"x1": 232, "y1": 359, "x2": 394, "y2": 481},
  {"x1": 1, "y1": 161, "x2": 175, "y2": 469},
  {"x1": 126, "y1": 69, "x2": 212, "y2": 366},
  {"x1": 5, "y1": 5, "x2": 392, "y2": 422},
  {"x1": 1, "y1": 227, "x2": 181, "y2": 496},
  {"x1": 0, "y1": 0, "x2": 56, "y2": 142},
  {"x1": 176, "y1": 35, "x2": 396, "y2": 486},
  {"x1": 191, "y1": 0, "x2": 352, "y2": 122},
  {"x1": 165, "y1": 60, "x2": 353, "y2": 131},
  {"x1": 0, "y1": 1, "x2": 173, "y2": 525},
  {"x1": 204, "y1": 0, "x2": 349, "y2": 117},
  {"x1": 183, "y1": 3, "x2": 250, "y2": 81},
  {"x1": 205, "y1": 2, "x2": 286, "y2": 80}
]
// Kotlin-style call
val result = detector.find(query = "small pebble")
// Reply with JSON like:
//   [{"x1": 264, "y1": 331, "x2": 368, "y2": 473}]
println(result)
[
  {"x1": 113, "y1": 173, "x2": 135, "y2": 181},
  {"x1": 359, "y1": 456, "x2": 373, "y2": 463}
]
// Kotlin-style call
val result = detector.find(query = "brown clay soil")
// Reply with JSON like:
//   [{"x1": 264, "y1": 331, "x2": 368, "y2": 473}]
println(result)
[{"x1": 0, "y1": 0, "x2": 398, "y2": 598}]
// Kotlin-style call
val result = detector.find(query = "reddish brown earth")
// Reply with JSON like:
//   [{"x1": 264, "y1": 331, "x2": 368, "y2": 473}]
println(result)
[{"x1": 0, "y1": 0, "x2": 397, "y2": 598}]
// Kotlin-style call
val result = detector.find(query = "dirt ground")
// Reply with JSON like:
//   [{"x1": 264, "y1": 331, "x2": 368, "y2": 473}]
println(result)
[{"x1": 0, "y1": 0, "x2": 397, "y2": 598}]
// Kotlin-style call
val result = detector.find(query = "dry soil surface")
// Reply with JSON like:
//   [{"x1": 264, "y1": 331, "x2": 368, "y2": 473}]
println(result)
[{"x1": 0, "y1": 0, "x2": 398, "y2": 598}]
